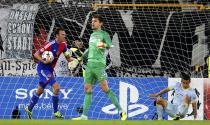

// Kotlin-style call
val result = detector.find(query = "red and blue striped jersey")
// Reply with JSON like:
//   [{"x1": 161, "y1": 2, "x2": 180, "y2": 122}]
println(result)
[{"x1": 37, "y1": 40, "x2": 68, "y2": 71}]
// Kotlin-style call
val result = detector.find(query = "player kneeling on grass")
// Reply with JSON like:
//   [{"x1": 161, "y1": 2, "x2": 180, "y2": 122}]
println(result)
[
  {"x1": 149, "y1": 73, "x2": 197, "y2": 120},
  {"x1": 25, "y1": 27, "x2": 76, "y2": 119}
]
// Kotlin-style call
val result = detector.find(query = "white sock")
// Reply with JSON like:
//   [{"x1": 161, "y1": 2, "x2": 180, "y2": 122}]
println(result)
[{"x1": 156, "y1": 104, "x2": 163, "y2": 120}]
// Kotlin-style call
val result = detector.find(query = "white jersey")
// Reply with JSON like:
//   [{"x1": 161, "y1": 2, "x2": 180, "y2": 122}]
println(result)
[
  {"x1": 169, "y1": 82, "x2": 197, "y2": 105},
  {"x1": 54, "y1": 51, "x2": 70, "y2": 76}
]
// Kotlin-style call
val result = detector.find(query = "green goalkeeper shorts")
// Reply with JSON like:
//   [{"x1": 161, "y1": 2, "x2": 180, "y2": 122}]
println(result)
[{"x1": 84, "y1": 61, "x2": 107, "y2": 85}]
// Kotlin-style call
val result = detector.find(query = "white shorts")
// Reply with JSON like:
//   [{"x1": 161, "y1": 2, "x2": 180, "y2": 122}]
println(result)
[{"x1": 165, "y1": 102, "x2": 188, "y2": 118}]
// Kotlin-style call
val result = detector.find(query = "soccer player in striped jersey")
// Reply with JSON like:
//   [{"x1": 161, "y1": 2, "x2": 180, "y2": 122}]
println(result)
[
  {"x1": 72, "y1": 15, "x2": 127, "y2": 120},
  {"x1": 25, "y1": 27, "x2": 76, "y2": 119},
  {"x1": 149, "y1": 73, "x2": 197, "y2": 120}
]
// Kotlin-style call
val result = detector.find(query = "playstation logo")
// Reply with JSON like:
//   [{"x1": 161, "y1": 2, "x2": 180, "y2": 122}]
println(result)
[{"x1": 102, "y1": 81, "x2": 148, "y2": 118}]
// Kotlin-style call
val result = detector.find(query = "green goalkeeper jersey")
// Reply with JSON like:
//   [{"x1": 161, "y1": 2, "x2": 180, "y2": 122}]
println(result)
[{"x1": 88, "y1": 30, "x2": 112, "y2": 65}]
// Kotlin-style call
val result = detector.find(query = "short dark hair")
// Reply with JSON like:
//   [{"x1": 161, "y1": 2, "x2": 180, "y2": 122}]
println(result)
[
  {"x1": 181, "y1": 72, "x2": 191, "y2": 81},
  {"x1": 93, "y1": 15, "x2": 103, "y2": 23},
  {"x1": 54, "y1": 27, "x2": 64, "y2": 35}
]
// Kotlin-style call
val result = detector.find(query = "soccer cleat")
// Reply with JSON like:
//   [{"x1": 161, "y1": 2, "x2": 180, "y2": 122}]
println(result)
[
  {"x1": 53, "y1": 111, "x2": 64, "y2": 119},
  {"x1": 120, "y1": 112, "x2": 127, "y2": 120},
  {"x1": 25, "y1": 106, "x2": 32, "y2": 119},
  {"x1": 173, "y1": 115, "x2": 180, "y2": 120},
  {"x1": 72, "y1": 115, "x2": 88, "y2": 120}
]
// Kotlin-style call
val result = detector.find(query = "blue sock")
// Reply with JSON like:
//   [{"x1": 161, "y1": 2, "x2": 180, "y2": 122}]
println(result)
[
  {"x1": 52, "y1": 94, "x2": 59, "y2": 113},
  {"x1": 28, "y1": 92, "x2": 40, "y2": 111}
]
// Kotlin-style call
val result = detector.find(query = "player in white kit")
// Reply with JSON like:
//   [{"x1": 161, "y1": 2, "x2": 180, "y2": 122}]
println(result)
[{"x1": 149, "y1": 73, "x2": 197, "y2": 120}]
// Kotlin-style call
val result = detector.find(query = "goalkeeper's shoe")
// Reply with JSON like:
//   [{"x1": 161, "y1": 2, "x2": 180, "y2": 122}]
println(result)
[
  {"x1": 24, "y1": 106, "x2": 32, "y2": 119},
  {"x1": 53, "y1": 111, "x2": 64, "y2": 119},
  {"x1": 173, "y1": 115, "x2": 180, "y2": 120},
  {"x1": 120, "y1": 111, "x2": 127, "y2": 120},
  {"x1": 72, "y1": 115, "x2": 88, "y2": 120}
]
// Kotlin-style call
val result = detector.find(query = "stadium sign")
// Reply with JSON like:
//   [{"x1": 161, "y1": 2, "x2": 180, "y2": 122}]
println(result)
[
  {"x1": 1, "y1": 77, "x2": 205, "y2": 120},
  {"x1": 0, "y1": 59, "x2": 37, "y2": 76},
  {"x1": 102, "y1": 81, "x2": 149, "y2": 117},
  {"x1": 0, "y1": 77, "x2": 167, "y2": 120}
]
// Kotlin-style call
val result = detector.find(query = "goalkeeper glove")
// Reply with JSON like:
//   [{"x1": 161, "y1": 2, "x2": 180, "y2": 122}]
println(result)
[
  {"x1": 97, "y1": 42, "x2": 106, "y2": 48},
  {"x1": 68, "y1": 58, "x2": 79, "y2": 70}
]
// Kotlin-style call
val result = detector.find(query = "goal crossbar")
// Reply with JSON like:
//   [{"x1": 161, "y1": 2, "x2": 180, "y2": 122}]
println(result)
[{"x1": 93, "y1": 3, "x2": 205, "y2": 10}]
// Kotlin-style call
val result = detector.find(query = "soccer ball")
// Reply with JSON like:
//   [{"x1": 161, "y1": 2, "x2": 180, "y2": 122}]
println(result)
[{"x1": 42, "y1": 51, "x2": 54, "y2": 62}]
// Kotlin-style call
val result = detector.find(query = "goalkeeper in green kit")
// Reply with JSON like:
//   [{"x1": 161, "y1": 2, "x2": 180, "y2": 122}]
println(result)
[{"x1": 72, "y1": 15, "x2": 127, "y2": 120}]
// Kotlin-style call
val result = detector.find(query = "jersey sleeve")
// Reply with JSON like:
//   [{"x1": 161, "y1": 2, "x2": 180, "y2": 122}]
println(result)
[
  {"x1": 82, "y1": 49, "x2": 88, "y2": 61},
  {"x1": 38, "y1": 42, "x2": 51, "y2": 55},
  {"x1": 103, "y1": 31, "x2": 112, "y2": 48}
]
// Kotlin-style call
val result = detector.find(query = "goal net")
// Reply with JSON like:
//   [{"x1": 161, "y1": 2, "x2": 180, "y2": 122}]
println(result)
[{"x1": 0, "y1": 0, "x2": 209, "y2": 120}]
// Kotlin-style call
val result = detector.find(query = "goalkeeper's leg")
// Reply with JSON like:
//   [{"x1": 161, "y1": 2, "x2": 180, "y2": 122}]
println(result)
[
  {"x1": 72, "y1": 84, "x2": 92, "y2": 120},
  {"x1": 72, "y1": 65, "x2": 94, "y2": 120},
  {"x1": 100, "y1": 80, "x2": 127, "y2": 120}
]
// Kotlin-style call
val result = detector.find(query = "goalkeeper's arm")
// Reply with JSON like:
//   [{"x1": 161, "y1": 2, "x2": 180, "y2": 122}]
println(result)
[
  {"x1": 81, "y1": 49, "x2": 88, "y2": 62},
  {"x1": 63, "y1": 51, "x2": 76, "y2": 62},
  {"x1": 62, "y1": 50, "x2": 79, "y2": 70},
  {"x1": 67, "y1": 49, "x2": 88, "y2": 70}
]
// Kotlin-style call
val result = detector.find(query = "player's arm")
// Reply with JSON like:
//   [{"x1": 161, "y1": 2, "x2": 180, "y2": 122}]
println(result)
[
  {"x1": 64, "y1": 51, "x2": 76, "y2": 62},
  {"x1": 61, "y1": 43, "x2": 76, "y2": 62},
  {"x1": 66, "y1": 55, "x2": 79, "y2": 70},
  {"x1": 97, "y1": 32, "x2": 112, "y2": 48},
  {"x1": 81, "y1": 49, "x2": 88, "y2": 61},
  {"x1": 67, "y1": 48, "x2": 88, "y2": 62},
  {"x1": 34, "y1": 44, "x2": 51, "y2": 64},
  {"x1": 192, "y1": 102, "x2": 197, "y2": 119},
  {"x1": 67, "y1": 49, "x2": 88, "y2": 71},
  {"x1": 149, "y1": 87, "x2": 172, "y2": 97},
  {"x1": 62, "y1": 45, "x2": 79, "y2": 70},
  {"x1": 191, "y1": 92, "x2": 198, "y2": 119}
]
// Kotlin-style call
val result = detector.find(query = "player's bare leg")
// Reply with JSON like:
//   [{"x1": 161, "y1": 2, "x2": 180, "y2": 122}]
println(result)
[
  {"x1": 25, "y1": 86, "x2": 44, "y2": 119},
  {"x1": 36, "y1": 87, "x2": 45, "y2": 95},
  {"x1": 155, "y1": 96, "x2": 168, "y2": 120},
  {"x1": 100, "y1": 80, "x2": 127, "y2": 120},
  {"x1": 52, "y1": 83, "x2": 64, "y2": 119},
  {"x1": 156, "y1": 96, "x2": 168, "y2": 108}
]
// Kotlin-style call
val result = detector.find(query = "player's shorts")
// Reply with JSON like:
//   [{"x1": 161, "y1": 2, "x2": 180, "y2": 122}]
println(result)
[
  {"x1": 84, "y1": 61, "x2": 107, "y2": 84},
  {"x1": 37, "y1": 69, "x2": 56, "y2": 89},
  {"x1": 165, "y1": 102, "x2": 188, "y2": 118}
]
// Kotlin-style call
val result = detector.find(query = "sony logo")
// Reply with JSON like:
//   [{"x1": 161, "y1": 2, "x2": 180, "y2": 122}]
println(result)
[{"x1": 15, "y1": 88, "x2": 72, "y2": 99}]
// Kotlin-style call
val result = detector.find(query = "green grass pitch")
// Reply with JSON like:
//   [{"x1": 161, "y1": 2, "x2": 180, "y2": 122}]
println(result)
[{"x1": 0, "y1": 120, "x2": 210, "y2": 125}]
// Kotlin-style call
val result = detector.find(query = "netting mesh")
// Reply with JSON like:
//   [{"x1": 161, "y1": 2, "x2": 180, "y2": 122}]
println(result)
[{"x1": 1, "y1": 1, "x2": 209, "y2": 74}]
